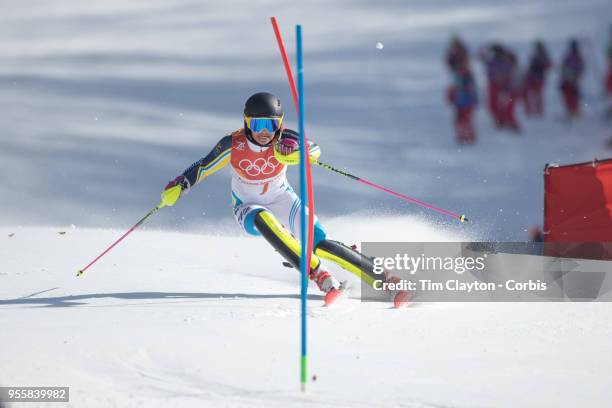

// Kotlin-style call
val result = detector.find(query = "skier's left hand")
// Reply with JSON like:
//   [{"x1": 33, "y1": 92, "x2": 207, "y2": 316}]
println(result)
[{"x1": 276, "y1": 138, "x2": 299, "y2": 155}]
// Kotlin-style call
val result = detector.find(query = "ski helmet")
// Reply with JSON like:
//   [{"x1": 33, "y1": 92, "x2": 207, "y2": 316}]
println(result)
[{"x1": 243, "y1": 92, "x2": 284, "y2": 146}]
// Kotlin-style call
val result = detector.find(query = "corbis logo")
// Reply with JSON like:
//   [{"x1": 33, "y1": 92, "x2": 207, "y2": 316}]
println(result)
[{"x1": 238, "y1": 157, "x2": 279, "y2": 177}]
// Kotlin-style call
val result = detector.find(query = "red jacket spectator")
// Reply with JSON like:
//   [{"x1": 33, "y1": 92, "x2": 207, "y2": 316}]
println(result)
[
  {"x1": 447, "y1": 65, "x2": 478, "y2": 144},
  {"x1": 605, "y1": 29, "x2": 612, "y2": 97},
  {"x1": 524, "y1": 40, "x2": 552, "y2": 116},
  {"x1": 479, "y1": 44, "x2": 508, "y2": 127}
]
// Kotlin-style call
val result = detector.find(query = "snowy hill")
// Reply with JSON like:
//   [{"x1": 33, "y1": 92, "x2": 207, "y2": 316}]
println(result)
[
  {"x1": 2, "y1": 0, "x2": 612, "y2": 406},
  {"x1": 2, "y1": 224, "x2": 611, "y2": 407}
]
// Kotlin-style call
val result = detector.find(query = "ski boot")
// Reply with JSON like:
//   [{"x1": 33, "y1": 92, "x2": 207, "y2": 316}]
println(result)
[
  {"x1": 384, "y1": 271, "x2": 412, "y2": 309},
  {"x1": 311, "y1": 269, "x2": 343, "y2": 306}
]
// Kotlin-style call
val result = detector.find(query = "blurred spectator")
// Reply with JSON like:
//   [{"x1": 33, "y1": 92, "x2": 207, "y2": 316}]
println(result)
[
  {"x1": 479, "y1": 44, "x2": 520, "y2": 131},
  {"x1": 479, "y1": 43, "x2": 506, "y2": 127},
  {"x1": 529, "y1": 225, "x2": 544, "y2": 242},
  {"x1": 605, "y1": 27, "x2": 612, "y2": 94},
  {"x1": 526, "y1": 225, "x2": 544, "y2": 255},
  {"x1": 559, "y1": 38, "x2": 585, "y2": 119},
  {"x1": 445, "y1": 35, "x2": 478, "y2": 144},
  {"x1": 497, "y1": 49, "x2": 521, "y2": 132},
  {"x1": 447, "y1": 64, "x2": 478, "y2": 144},
  {"x1": 523, "y1": 40, "x2": 552, "y2": 117},
  {"x1": 446, "y1": 35, "x2": 469, "y2": 73},
  {"x1": 605, "y1": 26, "x2": 612, "y2": 120}
]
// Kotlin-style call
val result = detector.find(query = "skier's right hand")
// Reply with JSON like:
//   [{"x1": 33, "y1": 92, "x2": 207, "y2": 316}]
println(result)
[
  {"x1": 276, "y1": 138, "x2": 299, "y2": 155},
  {"x1": 161, "y1": 175, "x2": 189, "y2": 207}
]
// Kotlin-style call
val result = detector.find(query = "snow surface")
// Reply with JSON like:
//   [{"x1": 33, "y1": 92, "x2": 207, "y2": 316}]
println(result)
[
  {"x1": 2, "y1": 225, "x2": 612, "y2": 408},
  {"x1": 2, "y1": 0, "x2": 612, "y2": 407}
]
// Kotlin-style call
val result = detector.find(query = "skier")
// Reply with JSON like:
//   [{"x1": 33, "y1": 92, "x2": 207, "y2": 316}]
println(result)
[
  {"x1": 559, "y1": 38, "x2": 585, "y2": 119},
  {"x1": 160, "y1": 92, "x2": 410, "y2": 307},
  {"x1": 523, "y1": 40, "x2": 551, "y2": 117}
]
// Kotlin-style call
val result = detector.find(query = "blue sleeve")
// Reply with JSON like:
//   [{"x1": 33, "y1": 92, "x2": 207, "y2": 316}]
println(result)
[{"x1": 181, "y1": 135, "x2": 232, "y2": 186}]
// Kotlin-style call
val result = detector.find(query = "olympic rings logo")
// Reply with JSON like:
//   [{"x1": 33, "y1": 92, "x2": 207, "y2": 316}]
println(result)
[{"x1": 238, "y1": 157, "x2": 280, "y2": 177}]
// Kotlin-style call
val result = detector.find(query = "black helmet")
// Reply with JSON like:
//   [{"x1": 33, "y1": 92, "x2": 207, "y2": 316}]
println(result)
[
  {"x1": 243, "y1": 92, "x2": 284, "y2": 146},
  {"x1": 244, "y1": 92, "x2": 283, "y2": 117}
]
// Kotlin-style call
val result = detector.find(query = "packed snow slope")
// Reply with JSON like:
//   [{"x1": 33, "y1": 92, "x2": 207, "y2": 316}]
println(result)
[
  {"x1": 1, "y1": 0, "x2": 611, "y2": 239},
  {"x1": 1, "y1": 223, "x2": 611, "y2": 408},
  {"x1": 2, "y1": 1, "x2": 612, "y2": 407}
]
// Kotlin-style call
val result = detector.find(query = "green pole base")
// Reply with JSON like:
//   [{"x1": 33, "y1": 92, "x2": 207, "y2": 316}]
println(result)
[{"x1": 300, "y1": 355, "x2": 307, "y2": 392}]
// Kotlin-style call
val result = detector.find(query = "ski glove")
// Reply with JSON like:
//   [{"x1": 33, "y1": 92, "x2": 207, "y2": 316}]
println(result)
[
  {"x1": 276, "y1": 138, "x2": 299, "y2": 155},
  {"x1": 161, "y1": 175, "x2": 189, "y2": 207}
]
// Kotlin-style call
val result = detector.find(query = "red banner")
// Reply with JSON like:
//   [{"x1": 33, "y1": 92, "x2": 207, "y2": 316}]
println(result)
[{"x1": 544, "y1": 158, "x2": 612, "y2": 260}]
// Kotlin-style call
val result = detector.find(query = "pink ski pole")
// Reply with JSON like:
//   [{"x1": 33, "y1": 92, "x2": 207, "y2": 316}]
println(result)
[
  {"x1": 76, "y1": 204, "x2": 162, "y2": 277},
  {"x1": 313, "y1": 159, "x2": 468, "y2": 223}
]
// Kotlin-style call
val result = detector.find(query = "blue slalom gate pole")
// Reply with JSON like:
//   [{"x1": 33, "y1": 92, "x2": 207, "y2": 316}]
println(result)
[{"x1": 296, "y1": 24, "x2": 309, "y2": 393}]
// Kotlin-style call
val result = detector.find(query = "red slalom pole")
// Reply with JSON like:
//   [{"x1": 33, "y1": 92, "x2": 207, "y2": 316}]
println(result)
[
  {"x1": 271, "y1": 17, "x2": 317, "y2": 264},
  {"x1": 271, "y1": 18, "x2": 299, "y2": 110},
  {"x1": 76, "y1": 204, "x2": 162, "y2": 277}
]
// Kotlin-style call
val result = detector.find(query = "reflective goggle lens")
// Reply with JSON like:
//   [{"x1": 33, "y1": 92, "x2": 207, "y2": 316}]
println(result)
[{"x1": 246, "y1": 117, "x2": 282, "y2": 133}]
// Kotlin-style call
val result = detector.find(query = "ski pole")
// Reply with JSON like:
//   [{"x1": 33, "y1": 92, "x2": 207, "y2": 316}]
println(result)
[
  {"x1": 312, "y1": 159, "x2": 469, "y2": 223},
  {"x1": 76, "y1": 201, "x2": 164, "y2": 277}
]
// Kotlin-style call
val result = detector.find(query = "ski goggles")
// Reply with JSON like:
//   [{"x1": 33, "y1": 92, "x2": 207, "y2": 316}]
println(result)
[{"x1": 244, "y1": 116, "x2": 283, "y2": 133}]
